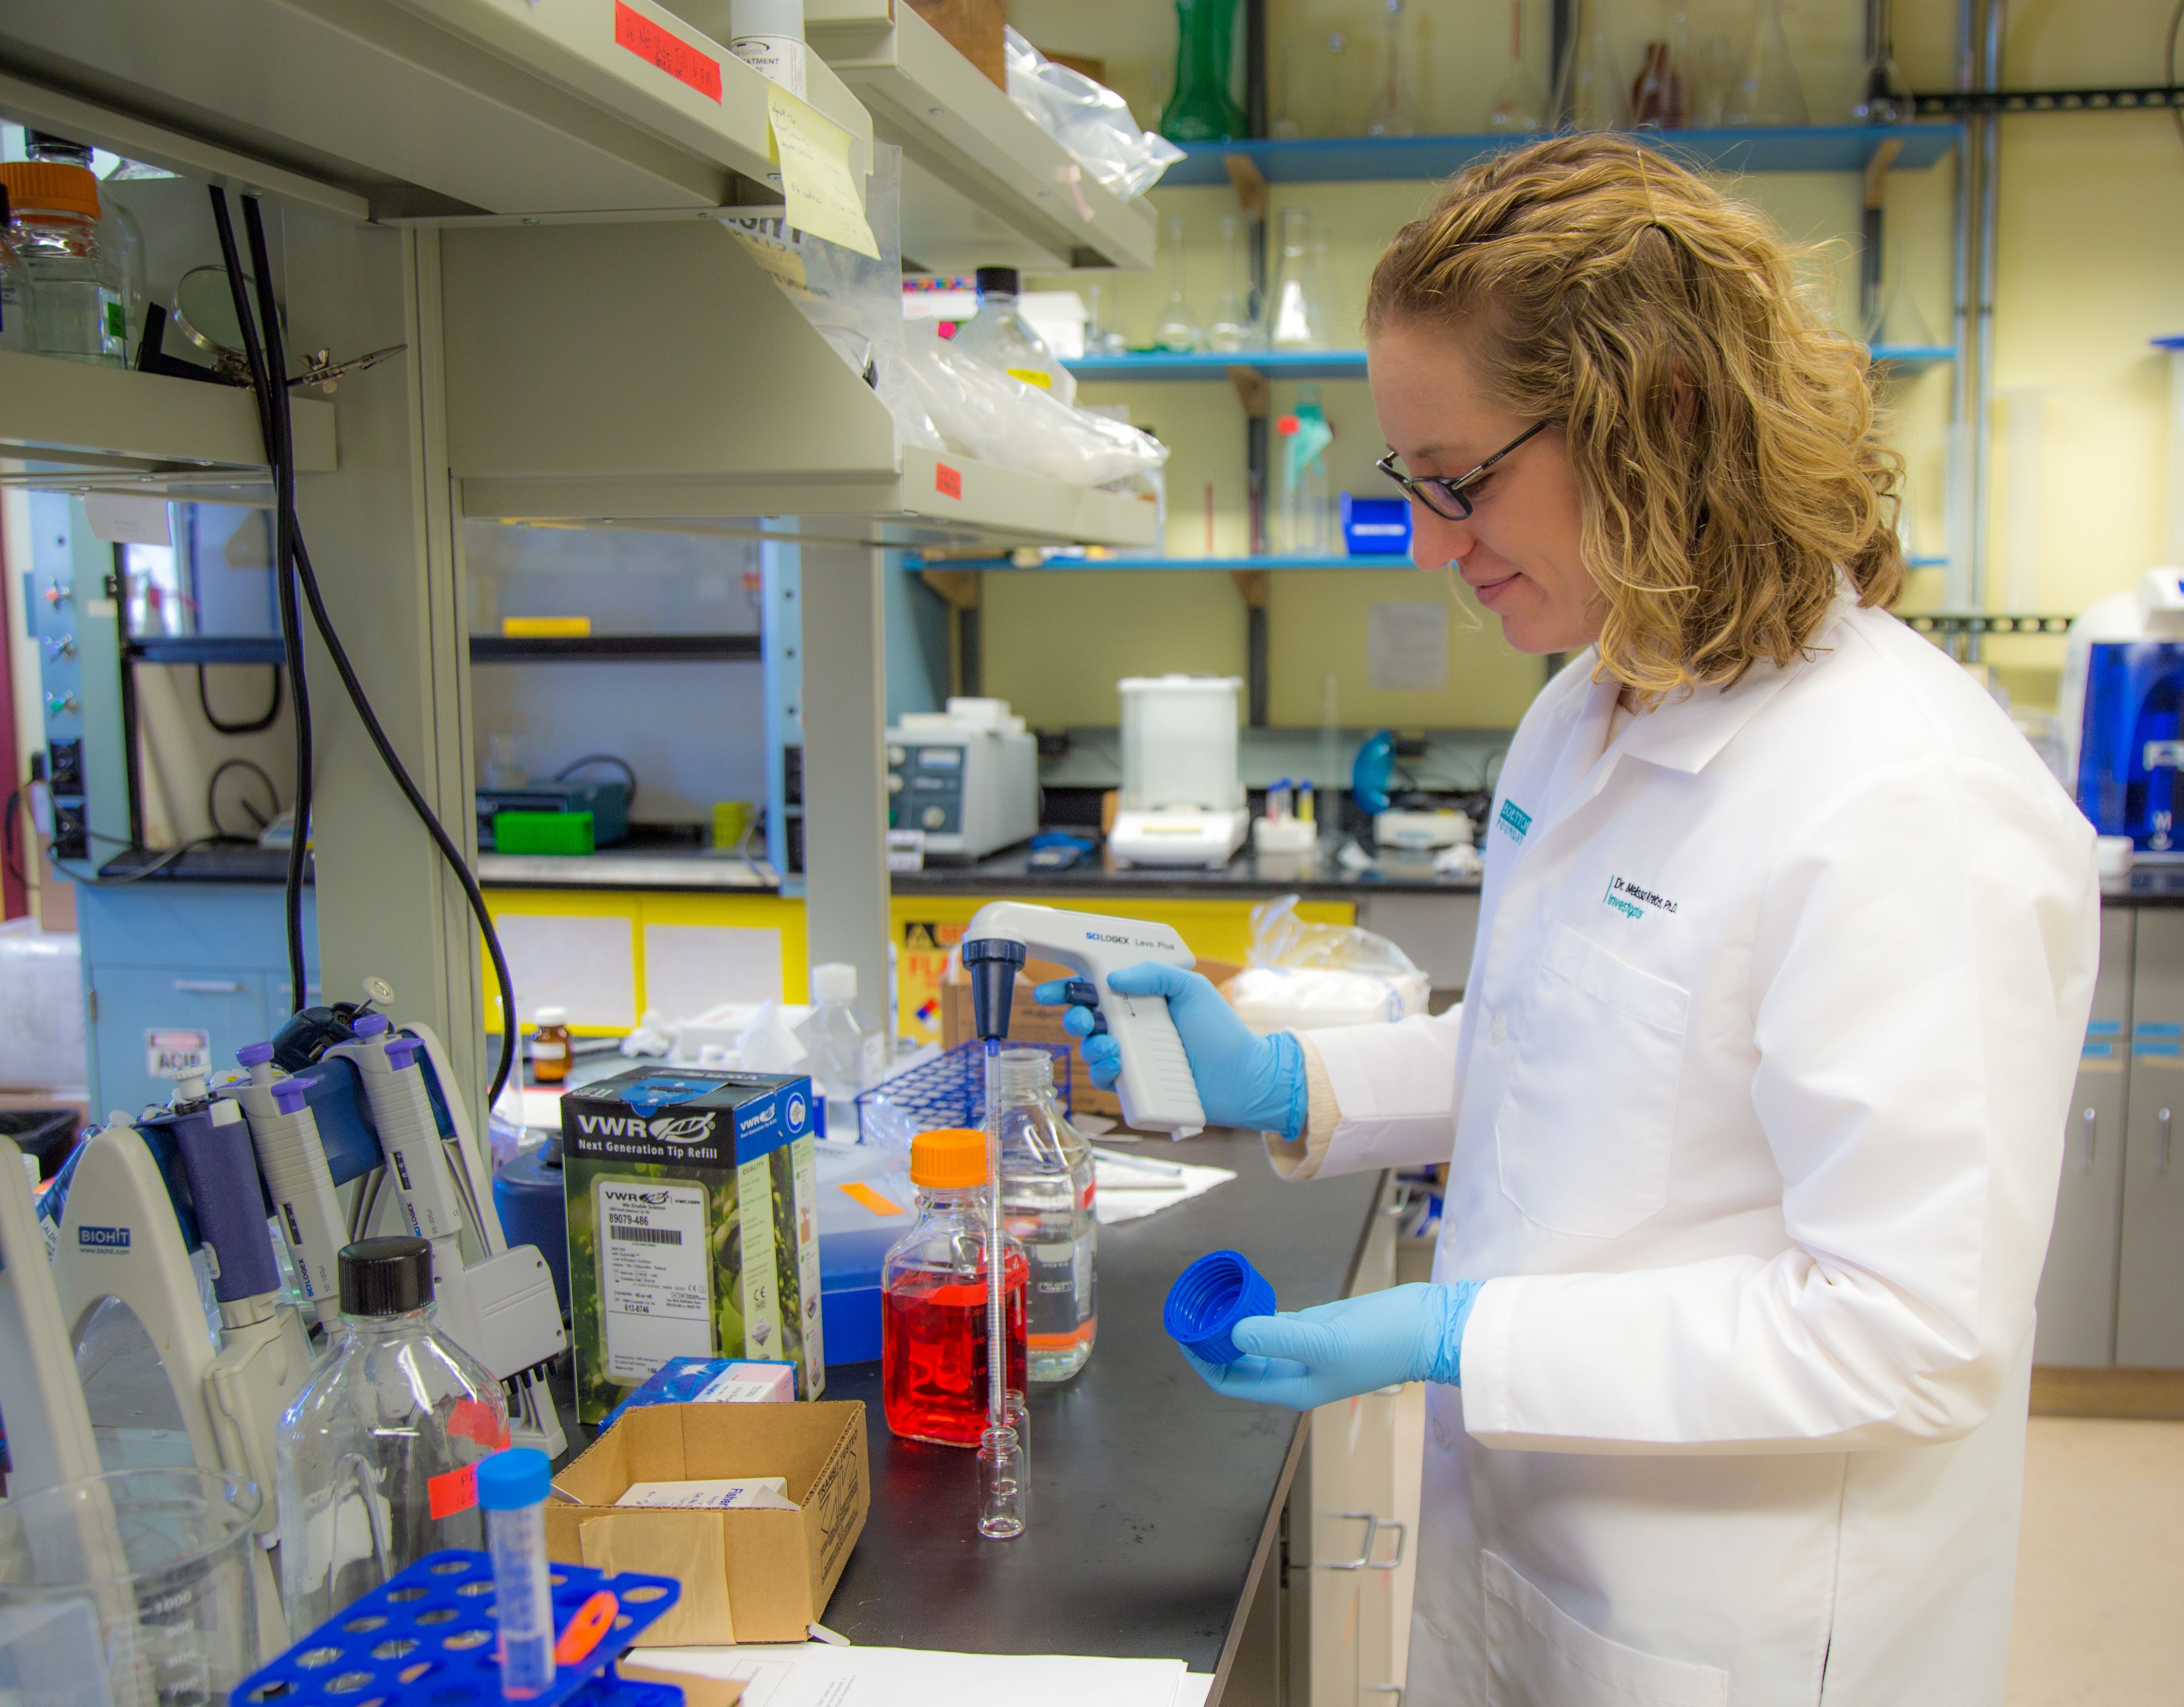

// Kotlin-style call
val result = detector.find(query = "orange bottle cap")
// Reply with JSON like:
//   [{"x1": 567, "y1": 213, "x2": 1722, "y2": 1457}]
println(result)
[
  {"x1": 0, "y1": 162, "x2": 100, "y2": 220},
  {"x1": 910, "y1": 1127, "x2": 988, "y2": 1189}
]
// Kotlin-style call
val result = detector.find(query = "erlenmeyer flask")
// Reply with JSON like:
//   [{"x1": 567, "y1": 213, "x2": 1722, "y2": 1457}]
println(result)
[
  {"x1": 1485, "y1": 0, "x2": 1549, "y2": 131},
  {"x1": 1553, "y1": 0, "x2": 1626, "y2": 131},
  {"x1": 1270, "y1": 35, "x2": 1304, "y2": 139},
  {"x1": 1360, "y1": 0, "x2": 1424, "y2": 138},
  {"x1": 1723, "y1": 0, "x2": 1807, "y2": 127},
  {"x1": 1160, "y1": 0, "x2": 1247, "y2": 143},
  {"x1": 1153, "y1": 215, "x2": 1207, "y2": 354},
  {"x1": 1264, "y1": 208, "x2": 1331, "y2": 351},
  {"x1": 1209, "y1": 214, "x2": 1258, "y2": 353}
]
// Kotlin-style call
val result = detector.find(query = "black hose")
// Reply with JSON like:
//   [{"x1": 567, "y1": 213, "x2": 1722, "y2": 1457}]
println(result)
[
  {"x1": 553, "y1": 752, "x2": 637, "y2": 809},
  {"x1": 197, "y1": 664, "x2": 283, "y2": 736}
]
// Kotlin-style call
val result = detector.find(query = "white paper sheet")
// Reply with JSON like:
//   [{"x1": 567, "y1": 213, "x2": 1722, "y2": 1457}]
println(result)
[
  {"x1": 1093, "y1": 1152, "x2": 1236, "y2": 1225},
  {"x1": 634, "y1": 1644, "x2": 1189, "y2": 1707},
  {"x1": 1367, "y1": 600, "x2": 1450, "y2": 691},
  {"x1": 494, "y1": 912, "x2": 636, "y2": 1029},
  {"x1": 643, "y1": 923, "x2": 784, "y2": 1017}
]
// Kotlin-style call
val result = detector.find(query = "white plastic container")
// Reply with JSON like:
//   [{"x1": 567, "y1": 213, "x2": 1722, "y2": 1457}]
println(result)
[{"x1": 1119, "y1": 675, "x2": 1244, "y2": 812}]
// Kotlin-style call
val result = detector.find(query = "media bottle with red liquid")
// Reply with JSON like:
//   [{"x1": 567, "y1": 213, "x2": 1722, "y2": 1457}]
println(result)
[{"x1": 881, "y1": 1127, "x2": 1028, "y2": 1447}]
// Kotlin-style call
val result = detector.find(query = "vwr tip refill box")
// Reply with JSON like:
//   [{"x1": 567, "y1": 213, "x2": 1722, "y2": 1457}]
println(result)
[{"x1": 562, "y1": 1067, "x2": 824, "y2": 1424}]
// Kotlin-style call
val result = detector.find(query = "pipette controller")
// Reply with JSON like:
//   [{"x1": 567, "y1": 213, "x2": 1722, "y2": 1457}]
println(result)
[{"x1": 959, "y1": 901, "x2": 1207, "y2": 1136}]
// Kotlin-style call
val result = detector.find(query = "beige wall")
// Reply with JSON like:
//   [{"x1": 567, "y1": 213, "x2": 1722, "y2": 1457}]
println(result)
[{"x1": 994, "y1": 0, "x2": 2184, "y2": 729}]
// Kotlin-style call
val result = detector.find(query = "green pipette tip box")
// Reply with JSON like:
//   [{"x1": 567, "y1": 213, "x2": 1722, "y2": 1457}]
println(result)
[{"x1": 493, "y1": 809, "x2": 594, "y2": 854}]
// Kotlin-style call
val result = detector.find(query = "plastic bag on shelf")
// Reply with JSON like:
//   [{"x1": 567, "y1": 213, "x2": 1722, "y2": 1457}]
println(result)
[
  {"x1": 1220, "y1": 895, "x2": 1432, "y2": 1034},
  {"x1": 725, "y1": 144, "x2": 945, "y2": 452},
  {"x1": 902, "y1": 321, "x2": 1169, "y2": 487},
  {"x1": 1003, "y1": 27, "x2": 1185, "y2": 200},
  {"x1": 0, "y1": 918, "x2": 85, "y2": 1092}
]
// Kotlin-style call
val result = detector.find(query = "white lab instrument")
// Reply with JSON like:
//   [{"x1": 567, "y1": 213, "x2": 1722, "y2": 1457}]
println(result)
[
  {"x1": 2057, "y1": 564, "x2": 2184, "y2": 789},
  {"x1": 887, "y1": 697, "x2": 1039, "y2": 860},
  {"x1": 960, "y1": 901, "x2": 1206, "y2": 1136},
  {"x1": 1108, "y1": 675, "x2": 1249, "y2": 869},
  {"x1": 1373, "y1": 807, "x2": 1474, "y2": 852}
]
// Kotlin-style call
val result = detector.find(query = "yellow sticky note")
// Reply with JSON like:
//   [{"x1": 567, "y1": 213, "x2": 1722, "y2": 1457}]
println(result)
[{"x1": 766, "y1": 87, "x2": 879, "y2": 261}]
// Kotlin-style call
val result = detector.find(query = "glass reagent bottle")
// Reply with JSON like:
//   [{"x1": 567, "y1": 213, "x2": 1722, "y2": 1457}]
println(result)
[
  {"x1": 951, "y1": 267, "x2": 1075, "y2": 405},
  {"x1": 796, "y1": 961, "x2": 882, "y2": 1135},
  {"x1": 994, "y1": 1048, "x2": 1097, "y2": 1380}
]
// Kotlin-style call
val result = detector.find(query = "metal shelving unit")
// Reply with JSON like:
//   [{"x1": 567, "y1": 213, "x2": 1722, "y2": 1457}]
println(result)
[
  {"x1": 469, "y1": 634, "x2": 762, "y2": 662},
  {"x1": 1070, "y1": 346, "x2": 1958, "y2": 383}
]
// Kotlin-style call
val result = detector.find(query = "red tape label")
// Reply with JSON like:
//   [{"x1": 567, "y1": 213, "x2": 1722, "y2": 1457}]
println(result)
[
  {"x1": 449, "y1": 1400, "x2": 509, "y2": 1452},
  {"x1": 935, "y1": 462, "x2": 963, "y2": 500},
  {"x1": 614, "y1": 2, "x2": 723, "y2": 101},
  {"x1": 428, "y1": 1463, "x2": 479, "y2": 1522}
]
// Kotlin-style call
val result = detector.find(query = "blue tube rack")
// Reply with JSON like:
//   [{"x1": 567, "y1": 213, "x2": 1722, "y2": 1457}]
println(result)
[
  {"x1": 854, "y1": 1038, "x2": 1071, "y2": 1135},
  {"x1": 234, "y1": 1550, "x2": 682, "y2": 1707}
]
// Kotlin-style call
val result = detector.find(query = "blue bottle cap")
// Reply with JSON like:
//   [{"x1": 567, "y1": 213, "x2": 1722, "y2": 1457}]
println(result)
[
  {"x1": 475, "y1": 1446, "x2": 550, "y2": 1511},
  {"x1": 1164, "y1": 1250, "x2": 1277, "y2": 1365}
]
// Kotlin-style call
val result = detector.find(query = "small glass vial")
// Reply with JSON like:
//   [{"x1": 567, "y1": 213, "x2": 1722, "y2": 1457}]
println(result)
[
  {"x1": 276, "y1": 1237, "x2": 511, "y2": 1630},
  {"x1": 994, "y1": 1049, "x2": 1096, "y2": 1382},
  {"x1": 530, "y1": 1006, "x2": 571, "y2": 1085},
  {"x1": 0, "y1": 188, "x2": 28, "y2": 354},
  {"x1": 882, "y1": 1127, "x2": 1027, "y2": 1447},
  {"x1": 477, "y1": 1447, "x2": 556, "y2": 1700},
  {"x1": 0, "y1": 161, "x2": 123, "y2": 365}
]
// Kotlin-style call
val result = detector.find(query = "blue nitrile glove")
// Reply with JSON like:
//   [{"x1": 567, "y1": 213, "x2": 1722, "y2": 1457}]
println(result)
[
  {"x1": 1182, "y1": 1281, "x2": 1483, "y2": 1409},
  {"x1": 1034, "y1": 963, "x2": 1306, "y2": 1138}
]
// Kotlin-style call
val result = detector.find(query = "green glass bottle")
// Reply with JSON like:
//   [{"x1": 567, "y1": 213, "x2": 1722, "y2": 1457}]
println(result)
[{"x1": 1160, "y1": 0, "x2": 1247, "y2": 143}]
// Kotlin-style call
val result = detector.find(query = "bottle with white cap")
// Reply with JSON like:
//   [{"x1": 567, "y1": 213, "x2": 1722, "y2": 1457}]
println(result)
[
  {"x1": 728, "y1": 0, "x2": 807, "y2": 98},
  {"x1": 796, "y1": 962, "x2": 883, "y2": 1135},
  {"x1": 530, "y1": 1006, "x2": 571, "y2": 1086}
]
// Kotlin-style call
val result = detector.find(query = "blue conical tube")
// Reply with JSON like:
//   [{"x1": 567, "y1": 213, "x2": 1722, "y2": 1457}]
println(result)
[{"x1": 1165, "y1": 1250, "x2": 1277, "y2": 1364}]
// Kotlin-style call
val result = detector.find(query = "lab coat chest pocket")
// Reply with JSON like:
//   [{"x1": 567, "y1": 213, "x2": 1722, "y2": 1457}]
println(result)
[
  {"x1": 1483, "y1": 1552, "x2": 1727, "y2": 1707},
  {"x1": 1496, "y1": 922, "x2": 1689, "y2": 1237}
]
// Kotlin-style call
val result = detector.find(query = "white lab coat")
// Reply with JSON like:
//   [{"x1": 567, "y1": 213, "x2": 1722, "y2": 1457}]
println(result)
[{"x1": 1299, "y1": 596, "x2": 2098, "y2": 1706}]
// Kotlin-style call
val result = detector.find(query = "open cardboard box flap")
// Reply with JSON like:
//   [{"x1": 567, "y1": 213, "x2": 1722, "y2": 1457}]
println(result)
[{"x1": 548, "y1": 1401, "x2": 868, "y2": 1645}]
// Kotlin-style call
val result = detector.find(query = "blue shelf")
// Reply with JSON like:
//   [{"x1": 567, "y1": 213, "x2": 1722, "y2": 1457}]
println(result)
[
  {"x1": 1870, "y1": 343, "x2": 1956, "y2": 370},
  {"x1": 905, "y1": 552, "x2": 1414, "y2": 571},
  {"x1": 125, "y1": 635, "x2": 285, "y2": 666},
  {"x1": 1070, "y1": 350, "x2": 1368, "y2": 381},
  {"x1": 1162, "y1": 124, "x2": 1963, "y2": 185}
]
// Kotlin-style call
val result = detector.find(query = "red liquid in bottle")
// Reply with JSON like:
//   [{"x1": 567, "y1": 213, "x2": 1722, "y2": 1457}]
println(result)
[{"x1": 882, "y1": 1251, "x2": 1028, "y2": 1446}]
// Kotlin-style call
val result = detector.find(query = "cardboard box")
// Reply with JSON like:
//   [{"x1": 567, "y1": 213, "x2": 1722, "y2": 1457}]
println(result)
[
  {"x1": 547, "y1": 1401, "x2": 869, "y2": 1647},
  {"x1": 941, "y1": 955, "x2": 1241, "y2": 1122},
  {"x1": 561, "y1": 1068, "x2": 823, "y2": 1423}
]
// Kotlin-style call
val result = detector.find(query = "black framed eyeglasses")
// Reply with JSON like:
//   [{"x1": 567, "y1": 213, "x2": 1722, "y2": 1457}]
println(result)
[{"x1": 1376, "y1": 420, "x2": 1550, "y2": 521}]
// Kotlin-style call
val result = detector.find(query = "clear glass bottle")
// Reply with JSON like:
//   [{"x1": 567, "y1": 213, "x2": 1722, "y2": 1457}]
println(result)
[
  {"x1": 1264, "y1": 208, "x2": 1330, "y2": 351},
  {"x1": 0, "y1": 161, "x2": 124, "y2": 366},
  {"x1": 275, "y1": 1236, "x2": 511, "y2": 1631},
  {"x1": 1278, "y1": 389, "x2": 1337, "y2": 556},
  {"x1": 950, "y1": 266, "x2": 1075, "y2": 405},
  {"x1": 24, "y1": 131, "x2": 139, "y2": 357},
  {"x1": 0, "y1": 189, "x2": 28, "y2": 355},
  {"x1": 1724, "y1": 0, "x2": 1807, "y2": 127},
  {"x1": 1552, "y1": 0, "x2": 1625, "y2": 131},
  {"x1": 1152, "y1": 216, "x2": 1206, "y2": 355},
  {"x1": 796, "y1": 961, "x2": 883, "y2": 1137},
  {"x1": 1207, "y1": 215, "x2": 1257, "y2": 355},
  {"x1": 881, "y1": 1128, "x2": 1027, "y2": 1447},
  {"x1": 993, "y1": 1049, "x2": 1096, "y2": 1382}
]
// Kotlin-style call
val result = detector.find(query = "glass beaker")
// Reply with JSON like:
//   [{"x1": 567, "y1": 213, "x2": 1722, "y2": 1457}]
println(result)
[
  {"x1": 1553, "y1": 0, "x2": 1625, "y2": 131},
  {"x1": 1359, "y1": 0, "x2": 1424, "y2": 139},
  {"x1": 1152, "y1": 215, "x2": 1207, "y2": 355},
  {"x1": 1724, "y1": 0, "x2": 1807, "y2": 127},
  {"x1": 1160, "y1": 0, "x2": 1246, "y2": 143},
  {"x1": 1084, "y1": 282, "x2": 1127, "y2": 357},
  {"x1": 1208, "y1": 215, "x2": 1258, "y2": 354},
  {"x1": 1264, "y1": 207, "x2": 1331, "y2": 351},
  {"x1": 1484, "y1": 0, "x2": 1549, "y2": 131},
  {"x1": 0, "y1": 1467, "x2": 262, "y2": 1707}
]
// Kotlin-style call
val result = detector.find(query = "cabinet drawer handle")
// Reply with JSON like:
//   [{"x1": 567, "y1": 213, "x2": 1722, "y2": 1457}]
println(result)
[
  {"x1": 1312, "y1": 1512, "x2": 1406, "y2": 1571},
  {"x1": 2163, "y1": 1109, "x2": 2174, "y2": 1175},
  {"x1": 173, "y1": 978, "x2": 245, "y2": 994},
  {"x1": 2080, "y1": 1107, "x2": 2097, "y2": 1174}
]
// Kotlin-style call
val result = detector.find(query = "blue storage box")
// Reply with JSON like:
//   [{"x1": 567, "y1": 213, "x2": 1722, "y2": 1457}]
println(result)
[{"x1": 1340, "y1": 493, "x2": 1412, "y2": 556}]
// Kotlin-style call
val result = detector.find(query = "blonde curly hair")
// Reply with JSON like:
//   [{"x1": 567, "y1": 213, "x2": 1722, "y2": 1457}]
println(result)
[{"x1": 1366, "y1": 132, "x2": 1904, "y2": 700}]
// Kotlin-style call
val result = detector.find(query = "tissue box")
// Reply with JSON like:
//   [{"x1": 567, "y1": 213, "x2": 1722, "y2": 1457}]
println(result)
[
  {"x1": 562, "y1": 1068, "x2": 823, "y2": 1424},
  {"x1": 547, "y1": 1401, "x2": 869, "y2": 1646}
]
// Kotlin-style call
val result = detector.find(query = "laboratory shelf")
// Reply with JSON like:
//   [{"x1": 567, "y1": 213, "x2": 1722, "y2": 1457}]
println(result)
[
  {"x1": 469, "y1": 633, "x2": 762, "y2": 661},
  {"x1": 1069, "y1": 350, "x2": 1369, "y2": 381},
  {"x1": 0, "y1": 0, "x2": 872, "y2": 223},
  {"x1": 442, "y1": 220, "x2": 1158, "y2": 552},
  {"x1": 126, "y1": 635, "x2": 287, "y2": 666},
  {"x1": 1162, "y1": 124, "x2": 1964, "y2": 186},
  {"x1": 0, "y1": 348, "x2": 335, "y2": 495},
  {"x1": 903, "y1": 552, "x2": 1411, "y2": 571},
  {"x1": 805, "y1": 0, "x2": 1156, "y2": 272}
]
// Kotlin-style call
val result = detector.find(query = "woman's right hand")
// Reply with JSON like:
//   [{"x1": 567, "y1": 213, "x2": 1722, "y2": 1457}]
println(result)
[{"x1": 1034, "y1": 963, "x2": 1306, "y2": 1138}]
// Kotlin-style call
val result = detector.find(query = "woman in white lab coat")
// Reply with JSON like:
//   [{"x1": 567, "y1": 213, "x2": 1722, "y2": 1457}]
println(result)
[{"x1": 1051, "y1": 134, "x2": 2098, "y2": 1705}]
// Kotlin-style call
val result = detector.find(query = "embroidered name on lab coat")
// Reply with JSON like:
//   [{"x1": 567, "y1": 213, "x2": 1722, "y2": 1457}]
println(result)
[
  {"x1": 1497, "y1": 799, "x2": 1532, "y2": 842},
  {"x1": 1603, "y1": 874, "x2": 1679, "y2": 921}
]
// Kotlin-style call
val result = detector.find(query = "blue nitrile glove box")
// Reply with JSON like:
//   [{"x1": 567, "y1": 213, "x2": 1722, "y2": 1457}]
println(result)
[{"x1": 1341, "y1": 493, "x2": 1412, "y2": 555}]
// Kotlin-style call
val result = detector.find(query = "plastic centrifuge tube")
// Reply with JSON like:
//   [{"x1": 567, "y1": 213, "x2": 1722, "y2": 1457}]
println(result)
[
  {"x1": 979, "y1": 1038, "x2": 1028, "y2": 1540},
  {"x1": 477, "y1": 1448, "x2": 556, "y2": 1699}
]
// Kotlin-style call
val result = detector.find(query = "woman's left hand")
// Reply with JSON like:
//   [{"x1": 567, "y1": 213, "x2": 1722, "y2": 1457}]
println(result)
[{"x1": 1183, "y1": 1280, "x2": 1483, "y2": 1409}]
